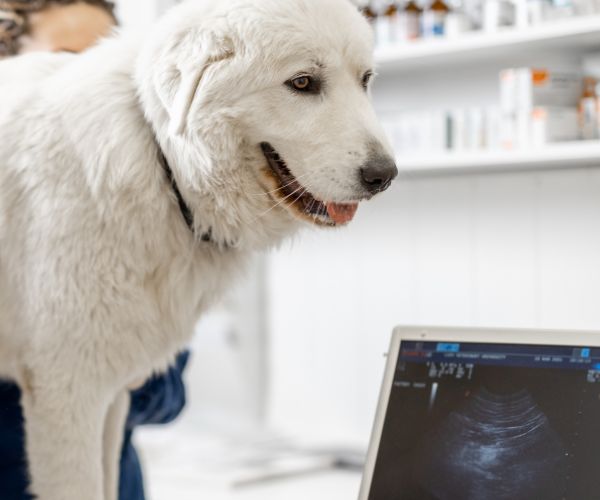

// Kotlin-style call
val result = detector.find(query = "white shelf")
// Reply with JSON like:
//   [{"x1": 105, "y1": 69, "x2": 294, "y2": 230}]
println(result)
[
  {"x1": 397, "y1": 141, "x2": 600, "y2": 175},
  {"x1": 375, "y1": 15, "x2": 600, "y2": 74}
]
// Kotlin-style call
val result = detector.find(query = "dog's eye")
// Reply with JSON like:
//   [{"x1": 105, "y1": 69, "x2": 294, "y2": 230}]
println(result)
[
  {"x1": 286, "y1": 75, "x2": 320, "y2": 94},
  {"x1": 293, "y1": 77, "x2": 311, "y2": 90},
  {"x1": 362, "y1": 71, "x2": 373, "y2": 90}
]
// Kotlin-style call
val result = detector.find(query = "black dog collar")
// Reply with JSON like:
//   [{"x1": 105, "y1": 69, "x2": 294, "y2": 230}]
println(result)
[
  {"x1": 157, "y1": 148, "x2": 215, "y2": 244},
  {"x1": 157, "y1": 149, "x2": 194, "y2": 231}
]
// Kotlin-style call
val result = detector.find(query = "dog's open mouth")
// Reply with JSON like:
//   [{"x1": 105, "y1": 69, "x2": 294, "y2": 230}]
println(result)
[{"x1": 260, "y1": 142, "x2": 359, "y2": 226}]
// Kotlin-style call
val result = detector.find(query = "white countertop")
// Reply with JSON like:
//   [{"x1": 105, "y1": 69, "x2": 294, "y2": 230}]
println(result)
[{"x1": 136, "y1": 423, "x2": 363, "y2": 500}]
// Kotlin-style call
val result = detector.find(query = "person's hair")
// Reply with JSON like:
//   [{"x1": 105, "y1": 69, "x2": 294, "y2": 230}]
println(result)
[{"x1": 0, "y1": 0, "x2": 116, "y2": 57}]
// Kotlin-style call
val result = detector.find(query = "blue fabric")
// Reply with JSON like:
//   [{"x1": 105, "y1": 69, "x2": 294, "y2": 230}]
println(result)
[
  {"x1": 119, "y1": 351, "x2": 190, "y2": 500},
  {"x1": 0, "y1": 351, "x2": 189, "y2": 500},
  {"x1": 0, "y1": 384, "x2": 33, "y2": 500}
]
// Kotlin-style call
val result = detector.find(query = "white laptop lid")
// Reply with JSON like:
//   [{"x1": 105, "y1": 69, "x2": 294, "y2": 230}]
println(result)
[{"x1": 359, "y1": 325, "x2": 600, "y2": 500}]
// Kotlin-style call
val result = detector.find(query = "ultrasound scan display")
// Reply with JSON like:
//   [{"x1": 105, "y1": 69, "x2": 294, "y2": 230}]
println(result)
[{"x1": 368, "y1": 341, "x2": 600, "y2": 500}]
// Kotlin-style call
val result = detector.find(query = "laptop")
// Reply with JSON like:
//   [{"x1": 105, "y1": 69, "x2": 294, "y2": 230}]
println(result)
[{"x1": 359, "y1": 325, "x2": 600, "y2": 500}]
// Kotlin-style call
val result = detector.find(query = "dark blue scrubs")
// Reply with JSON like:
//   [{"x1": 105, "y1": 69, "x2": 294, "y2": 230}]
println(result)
[{"x1": 0, "y1": 352, "x2": 189, "y2": 500}]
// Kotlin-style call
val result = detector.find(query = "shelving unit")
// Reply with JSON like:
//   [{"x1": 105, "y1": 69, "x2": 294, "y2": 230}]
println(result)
[
  {"x1": 374, "y1": 15, "x2": 600, "y2": 175},
  {"x1": 396, "y1": 141, "x2": 600, "y2": 175},
  {"x1": 375, "y1": 15, "x2": 600, "y2": 74}
]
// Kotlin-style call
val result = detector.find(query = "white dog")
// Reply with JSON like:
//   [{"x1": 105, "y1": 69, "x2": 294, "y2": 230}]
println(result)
[{"x1": 0, "y1": 0, "x2": 397, "y2": 498}]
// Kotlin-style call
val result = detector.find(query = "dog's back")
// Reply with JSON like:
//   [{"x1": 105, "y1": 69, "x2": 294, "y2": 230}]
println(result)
[
  {"x1": 0, "y1": 42, "x2": 185, "y2": 380},
  {"x1": 0, "y1": 52, "x2": 73, "y2": 379},
  {"x1": 0, "y1": 51, "x2": 73, "y2": 86}
]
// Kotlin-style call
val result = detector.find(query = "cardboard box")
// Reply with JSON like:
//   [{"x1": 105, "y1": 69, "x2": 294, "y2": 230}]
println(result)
[
  {"x1": 517, "y1": 68, "x2": 582, "y2": 109},
  {"x1": 531, "y1": 106, "x2": 579, "y2": 147},
  {"x1": 501, "y1": 68, "x2": 582, "y2": 113},
  {"x1": 500, "y1": 67, "x2": 582, "y2": 148}
]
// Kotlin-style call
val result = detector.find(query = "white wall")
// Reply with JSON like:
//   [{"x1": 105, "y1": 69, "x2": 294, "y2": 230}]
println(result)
[
  {"x1": 185, "y1": 257, "x2": 268, "y2": 427},
  {"x1": 266, "y1": 49, "x2": 600, "y2": 446},
  {"x1": 114, "y1": 0, "x2": 176, "y2": 28},
  {"x1": 267, "y1": 167, "x2": 600, "y2": 444}
]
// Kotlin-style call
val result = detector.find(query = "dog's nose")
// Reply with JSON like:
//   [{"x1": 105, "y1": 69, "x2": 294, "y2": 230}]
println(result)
[{"x1": 360, "y1": 155, "x2": 398, "y2": 194}]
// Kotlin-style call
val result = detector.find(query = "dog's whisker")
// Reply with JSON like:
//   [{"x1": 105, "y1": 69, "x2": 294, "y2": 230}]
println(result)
[
  {"x1": 247, "y1": 171, "x2": 313, "y2": 198},
  {"x1": 255, "y1": 189, "x2": 301, "y2": 219},
  {"x1": 318, "y1": 184, "x2": 335, "y2": 221},
  {"x1": 259, "y1": 185, "x2": 306, "y2": 217},
  {"x1": 253, "y1": 183, "x2": 308, "y2": 220},
  {"x1": 307, "y1": 197, "x2": 316, "y2": 218},
  {"x1": 293, "y1": 188, "x2": 308, "y2": 206}
]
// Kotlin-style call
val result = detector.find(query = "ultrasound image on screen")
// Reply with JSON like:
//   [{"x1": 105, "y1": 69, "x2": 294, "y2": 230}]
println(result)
[{"x1": 368, "y1": 341, "x2": 600, "y2": 500}]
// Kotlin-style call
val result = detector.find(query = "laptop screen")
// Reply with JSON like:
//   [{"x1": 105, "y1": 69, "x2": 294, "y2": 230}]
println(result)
[{"x1": 368, "y1": 340, "x2": 600, "y2": 500}]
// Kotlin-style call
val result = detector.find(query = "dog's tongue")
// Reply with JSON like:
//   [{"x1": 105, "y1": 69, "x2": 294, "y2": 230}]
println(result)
[{"x1": 326, "y1": 202, "x2": 359, "y2": 224}]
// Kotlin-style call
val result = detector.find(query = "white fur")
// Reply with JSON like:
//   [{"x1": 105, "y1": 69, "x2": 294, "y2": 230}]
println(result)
[{"x1": 0, "y1": 1, "x2": 393, "y2": 498}]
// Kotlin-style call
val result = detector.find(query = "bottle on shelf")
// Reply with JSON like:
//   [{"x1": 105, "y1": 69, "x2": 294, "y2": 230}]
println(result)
[
  {"x1": 375, "y1": 0, "x2": 401, "y2": 47},
  {"x1": 579, "y1": 77, "x2": 599, "y2": 140},
  {"x1": 358, "y1": 0, "x2": 377, "y2": 28},
  {"x1": 401, "y1": 0, "x2": 423, "y2": 40},
  {"x1": 545, "y1": 0, "x2": 576, "y2": 21},
  {"x1": 527, "y1": 0, "x2": 549, "y2": 26},
  {"x1": 422, "y1": 0, "x2": 450, "y2": 38},
  {"x1": 445, "y1": 0, "x2": 472, "y2": 37},
  {"x1": 463, "y1": 0, "x2": 485, "y2": 30},
  {"x1": 483, "y1": 0, "x2": 516, "y2": 32},
  {"x1": 573, "y1": 0, "x2": 600, "y2": 15}
]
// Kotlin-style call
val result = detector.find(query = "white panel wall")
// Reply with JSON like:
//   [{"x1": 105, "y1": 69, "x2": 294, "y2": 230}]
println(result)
[
  {"x1": 267, "y1": 167, "x2": 600, "y2": 445},
  {"x1": 114, "y1": 0, "x2": 176, "y2": 28},
  {"x1": 185, "y1": 257, "x2": 268, "y2": 427},
  {"x1": 266, "y1": 50, "x2": 600, "y2": 445}
]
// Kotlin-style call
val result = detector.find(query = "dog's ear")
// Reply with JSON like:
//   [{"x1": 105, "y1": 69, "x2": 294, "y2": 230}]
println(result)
[{"x1": 156, "y1": 29, "x2": 235, "y2": 137}]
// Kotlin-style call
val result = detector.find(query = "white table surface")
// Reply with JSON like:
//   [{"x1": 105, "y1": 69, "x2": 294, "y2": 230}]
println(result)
[{"x1": 136, "y1": 424, "x2": 363, "y2": 500}]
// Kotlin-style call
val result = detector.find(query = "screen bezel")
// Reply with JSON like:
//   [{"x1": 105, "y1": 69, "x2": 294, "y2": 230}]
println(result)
[{"x1": 357, "y1": 325, "x2": 600, "y2": 500}]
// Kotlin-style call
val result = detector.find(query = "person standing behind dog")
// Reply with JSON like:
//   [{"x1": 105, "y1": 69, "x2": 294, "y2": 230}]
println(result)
[
  {"x1": 0, "y1": 2, "x2": 190, "y2": 499},
  {"x1": 0, "y1": 0, "x2": 115, "y2": 55}
]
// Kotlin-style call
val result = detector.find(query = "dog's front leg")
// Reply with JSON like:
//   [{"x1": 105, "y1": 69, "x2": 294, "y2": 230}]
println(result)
[
  {"x1": 20, "y1": 367, "x2": 108, "y2": 500},
  {"x1": 103, "y1": 390, "x2": 130, "y2": 500}
]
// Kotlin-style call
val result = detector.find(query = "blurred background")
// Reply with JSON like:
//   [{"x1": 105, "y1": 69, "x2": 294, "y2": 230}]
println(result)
[{"x1": 113, "y1": 0, "x2": 600, "y2": 498}]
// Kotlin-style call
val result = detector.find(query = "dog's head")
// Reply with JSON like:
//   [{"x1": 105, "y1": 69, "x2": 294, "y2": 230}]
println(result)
[{"x1": 138, "y1": 0, "x2": 396, "y2": 231}]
